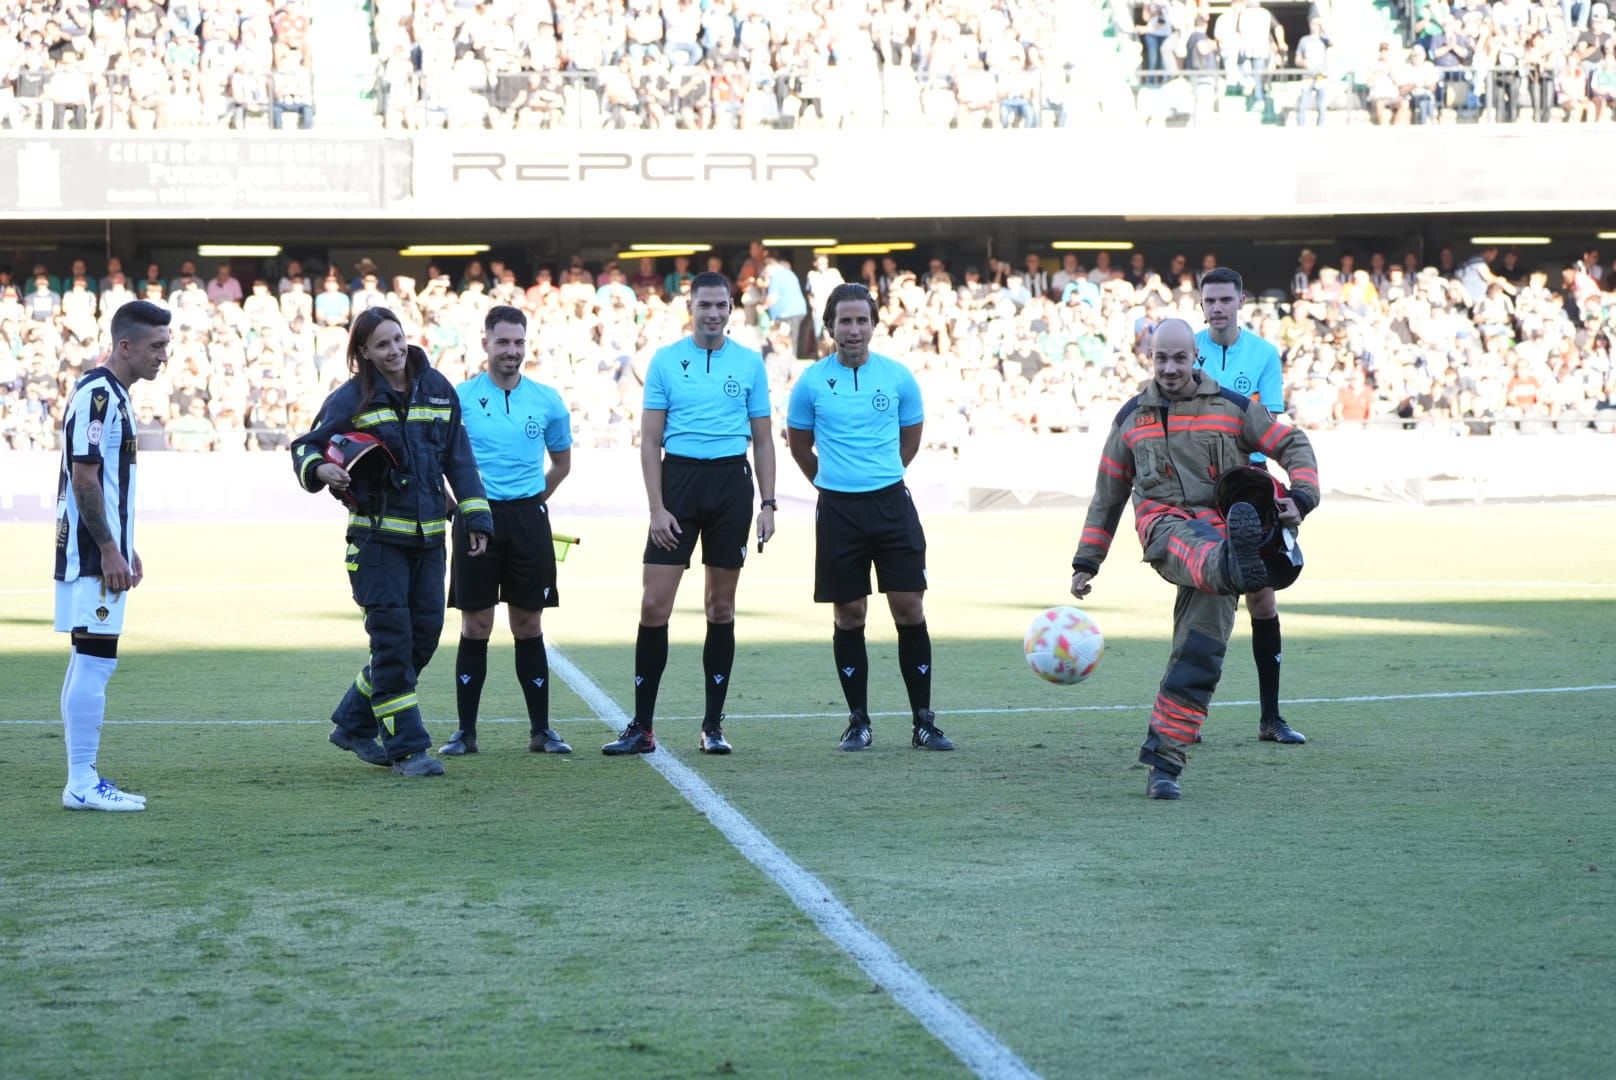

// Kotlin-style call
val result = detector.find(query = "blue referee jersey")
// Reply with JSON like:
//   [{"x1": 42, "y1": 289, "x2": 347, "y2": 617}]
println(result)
[
  {"x1": 1194, "y1": 328, "x2": 1283, "y2": 411},
  {"x1": 456, "y1": 372, "x2": 572, "y2": 501},
  {"x1": 643, "y1": 336, "x2": 770, "y2": 458},
  {"x1": 1195, "y1": 328, "x2": 1284, "y2": 463},
  {"x1": 787, "y1": 352, "x2": 923, "y2": 493}
]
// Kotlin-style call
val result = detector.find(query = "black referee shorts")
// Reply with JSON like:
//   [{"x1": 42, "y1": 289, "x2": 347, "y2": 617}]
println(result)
[
  {"x1": 449, "y1": 496, "x2": 559, "y2": 612},
  {"x1": 644, "y1": 454, "x2": 754, "y2": 570},
  {"x1": 813, "y1": 482, "x2": 927, "y2": 603}
]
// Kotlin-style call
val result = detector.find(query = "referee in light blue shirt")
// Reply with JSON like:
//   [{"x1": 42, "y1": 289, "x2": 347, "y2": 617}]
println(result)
[
  {"x1": 786, "y1": 282, "x2": 953, "y2": 753},
  {"x1": 601, "y1": 271, "x2": 776, "y2": 758},
  {"x1": 1193, "y1": 267, "x2": 1306, "y2": 747},
  {"x1": 439, "y1": 305, "x2": 576, "y2": 758}
]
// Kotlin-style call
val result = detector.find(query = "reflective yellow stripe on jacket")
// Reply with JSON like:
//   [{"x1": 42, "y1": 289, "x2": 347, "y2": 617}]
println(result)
[{"x1": 347, "y1": 512, "x2": 449, "y2": 537}]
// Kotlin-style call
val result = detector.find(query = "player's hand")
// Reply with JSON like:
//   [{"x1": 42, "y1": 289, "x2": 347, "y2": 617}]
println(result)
[
  {"x1": 101, "y1": 548, "x2": 134, "y2": 594},
  {"x1": 1275, "y1": 497, "x2": 1301, "y2": 528},
  {"x1": 130, "y1": 551, "x2": 144, "y2": 589},
  {"x1": 756, "y1": 506, "x2": 776, "y2": 546},
  {"x1": 315, "y1": 462, "x2": 351, "y2": 491},
  {"x1": 468, "y1": 531, "x2": 489, "y2": 557},
  {"x1": 1070, "y1": 570, "x2": 1094, "y2": 600},
  {"x1": 648, "y1": 508, "x2": 682, "y2": 551}
]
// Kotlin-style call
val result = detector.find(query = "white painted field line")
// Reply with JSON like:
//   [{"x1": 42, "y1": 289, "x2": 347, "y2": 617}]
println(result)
[
  {"x1": 547, "y1": 645, "x2": 1041, "y2": 1080},
  {"x1": 0, "y1": 683, "x2": 1611, "y2": 727}
]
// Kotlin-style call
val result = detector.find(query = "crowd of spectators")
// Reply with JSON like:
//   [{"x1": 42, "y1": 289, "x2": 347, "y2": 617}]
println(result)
[
  {"x1": 1135, "y1": 0, "x2": 1616, "y2": 125},
  {"x1": 370, "y1": 0, "x2": 1074, "y2": 130},
  {"x1": 2, "y1": 240, "x2": 1612, "y2": 456},
  {"x1": 0, "y1": 0, "x2": 317, "y2": 132},
  {"x1": 6, "y1": 0, "x2": 1614, "y2": 131}
]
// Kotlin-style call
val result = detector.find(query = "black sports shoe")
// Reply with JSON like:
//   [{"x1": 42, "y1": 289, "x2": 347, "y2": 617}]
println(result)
[
  {"x1": 602, "y1": 724, "x2": 656, "y2": 755},
  {"x1": 698, "y1": 720, "x2": 733, "y2": 754},
  {"x1": 1146, "y1": 767, "x2": 1182, "y2": 800},
  {"x1": 529, "y1": 728, "x2": 572, "y2": 754},
  {"x1": 329, "y1": 726, "x2": 390, "y2": 767},
  {"x1": 438, "y1": 730, "x2": 478, "y2": 756},
  {"x1": 1225, "y1": 502, "x2": 1271, "y2": 593},
  {"x1": 911, "y1": 711, "x2": 954, "y2": 751},
  {"x1": 1259, "y1": 715, "x2": 1307, "y2": 744},
  {"x1": 837, "y1": 710, "x2": 872, "y2": 752},
  {"x1": 393, "y1": 751, "x2": 445, "y2": 777}
]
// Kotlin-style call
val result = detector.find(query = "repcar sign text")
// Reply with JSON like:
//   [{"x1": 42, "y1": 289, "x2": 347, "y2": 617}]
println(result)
[{"x1": 449, "y1": 151, "x2": 819, "y2": 183}]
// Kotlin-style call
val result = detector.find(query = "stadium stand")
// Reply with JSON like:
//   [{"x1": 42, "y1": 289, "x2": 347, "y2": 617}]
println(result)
[
  {"x1": 2, "y1": 246, "x2": 1612, "y2": 451},
  {"x1": 2, "y1": 0, "x2": 1610, "y2": 131}
]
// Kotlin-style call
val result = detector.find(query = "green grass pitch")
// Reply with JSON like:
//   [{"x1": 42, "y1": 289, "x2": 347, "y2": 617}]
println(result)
[{"x1": 1, "y1": 503, "x2": 1613, "y2": 1078}]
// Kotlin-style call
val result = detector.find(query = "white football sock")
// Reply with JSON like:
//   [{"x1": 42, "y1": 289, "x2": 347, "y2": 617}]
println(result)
[{"x1": 63, "y1": 651, "x2": 117, "y2": 790}]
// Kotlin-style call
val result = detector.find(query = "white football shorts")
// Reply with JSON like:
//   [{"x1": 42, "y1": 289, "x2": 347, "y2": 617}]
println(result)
[{"x1": 55, "y1": 578, "x2": 128, "y2": 636}]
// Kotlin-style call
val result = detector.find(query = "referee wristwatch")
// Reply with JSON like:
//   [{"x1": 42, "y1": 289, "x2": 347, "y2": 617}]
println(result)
[{"x1": 759, "y1": 499, "x2": 778, "y2": 510}]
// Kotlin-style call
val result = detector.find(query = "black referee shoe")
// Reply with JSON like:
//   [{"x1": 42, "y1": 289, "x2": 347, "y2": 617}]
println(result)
[
  {"x1": 602, "y1": 723, "x2": 656, "y2": 755},
  {"x1": 529, "y1": 728, "x2": 572, "y2": 754},
  {"x1": 698, "y1": 720, "x2": 733, "y2": 754},
  {"x1": 911, "y1": 711, "x2": 954, "y2": 751},
  {"x1": 837, "y1": 710, "x2": 873, "y2": 752},
  {"x1": 438, "y1": 730, "x2": 478, "y2": 756},
  {"x1": 1259, "y1": 715, "x2": 1307, "y2": 744}
]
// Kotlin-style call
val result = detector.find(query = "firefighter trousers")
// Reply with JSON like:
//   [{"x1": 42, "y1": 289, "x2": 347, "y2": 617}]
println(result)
[
  {"x1": 1138, "y1": 514, "x2": 1242, "y2": 775},
  {"x1": 331, "y1": 539, "x2": 446, "y2": 760}
]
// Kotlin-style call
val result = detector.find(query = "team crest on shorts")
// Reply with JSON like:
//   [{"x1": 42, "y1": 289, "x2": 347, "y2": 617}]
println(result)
[{"x1": 95, "y1": 605, "x2": 110, "y2": 622}]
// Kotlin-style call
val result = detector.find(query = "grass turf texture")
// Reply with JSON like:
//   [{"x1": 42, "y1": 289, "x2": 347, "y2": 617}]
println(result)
[{"x1": 1, "y1": 504, "x2": 1613, "y2": 1078}]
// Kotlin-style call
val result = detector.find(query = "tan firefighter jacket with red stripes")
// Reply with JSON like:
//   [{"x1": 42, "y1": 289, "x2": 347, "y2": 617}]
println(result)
[{"x1": 1071, "y1": 372, "x2": 1320, "y2": 576}]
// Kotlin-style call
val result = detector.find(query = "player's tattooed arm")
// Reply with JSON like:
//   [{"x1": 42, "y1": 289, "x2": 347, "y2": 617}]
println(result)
[{"x1": 70, "y1": 464, "x2": 115, "y2": 546}]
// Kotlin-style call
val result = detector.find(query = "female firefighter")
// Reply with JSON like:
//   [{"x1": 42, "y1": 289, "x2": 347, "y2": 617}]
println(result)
[{"x1": 291, "y1": 307, "x2": 493, "y2": 776}]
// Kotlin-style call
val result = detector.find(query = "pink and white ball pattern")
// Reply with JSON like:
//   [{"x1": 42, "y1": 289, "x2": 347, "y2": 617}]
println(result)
[{"x1": 1023, "y1": 606, "x2": 1105, "y2": 685}]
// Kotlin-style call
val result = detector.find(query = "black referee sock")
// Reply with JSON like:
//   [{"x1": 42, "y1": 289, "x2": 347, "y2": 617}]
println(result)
[
  {"x1": 1252, "y1": 615, "x2": 1283, "y2": 721},
  {"x1": 455, "y1": 636, "x2": 489, "y2": 734},
  {"x1": 514, "y1": 634, "x2": 549, "y2": 736},
  {"x1": 896, "y1": 621, "x2": 933, "y2": 720},
  {"x1": 832, "y1": 625, "x2": 868, "y2": 716},
  {"x1": 633, "y1": 623, "x2": 669, "y2": 730},
  {"x1": 703, "y1": 620, "x2": 735, "y2": 728}
]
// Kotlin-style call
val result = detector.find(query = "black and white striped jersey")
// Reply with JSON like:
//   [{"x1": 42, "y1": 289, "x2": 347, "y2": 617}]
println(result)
[{"x1": 54, "y1": 367, "x2": 137, "y2": 583}]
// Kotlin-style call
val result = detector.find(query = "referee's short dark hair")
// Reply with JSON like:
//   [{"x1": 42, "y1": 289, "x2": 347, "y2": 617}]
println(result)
[
  {"x1": 110, "y1": 299, "x2": 171, "y2": 345},
  {"x1": 1199, "y1": 266, "x2": 1244, "y2": 296},
  {"x1": 484, "y1": 304, "x2": 527, "y2": 332},
  {"x1": 822, "y1": 283, "x2": 879, "y2": 330},
  {"x1": 690, "y1": 270, "x2": 732, "y2": 296}
]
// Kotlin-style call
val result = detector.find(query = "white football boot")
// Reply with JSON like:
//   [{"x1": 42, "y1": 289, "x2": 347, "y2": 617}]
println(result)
[{"x1": 63, "y1": 778, "x2": 146, "y2": 812}]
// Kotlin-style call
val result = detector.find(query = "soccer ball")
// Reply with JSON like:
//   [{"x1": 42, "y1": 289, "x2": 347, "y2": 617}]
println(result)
[{"x1": 1023, "y1": 606, "x2": 1104, "y2": 685}]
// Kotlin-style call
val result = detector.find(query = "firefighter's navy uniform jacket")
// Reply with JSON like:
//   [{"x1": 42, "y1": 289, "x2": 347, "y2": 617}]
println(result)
[{"x1": 292, "y1": 367, "x2": 493, "y2": 760}]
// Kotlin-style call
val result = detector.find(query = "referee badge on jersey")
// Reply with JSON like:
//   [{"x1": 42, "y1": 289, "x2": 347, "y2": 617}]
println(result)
[
  {"x1": 1234, "y1": 375, "x2": 1253, "y2": 393},
  {"x1": 723, "y1": 376, "x2": 742, "y2": 398},
  {"x1": 871, "y1": 390, "x2": 891, "y2": 412},
  {"x1": 525, "y1": 418, "x2": 541, "y2": 439}
]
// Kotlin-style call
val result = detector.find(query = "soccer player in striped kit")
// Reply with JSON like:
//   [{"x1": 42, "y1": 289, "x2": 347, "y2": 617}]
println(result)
[{"x1": 53, "y1": 300, "x2": 170, "y2": 811}]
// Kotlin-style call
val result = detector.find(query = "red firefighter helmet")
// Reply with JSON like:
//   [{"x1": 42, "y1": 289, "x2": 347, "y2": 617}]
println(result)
[{"x1": 323, "y1": 432, "x2": 399, "y2": 514}]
